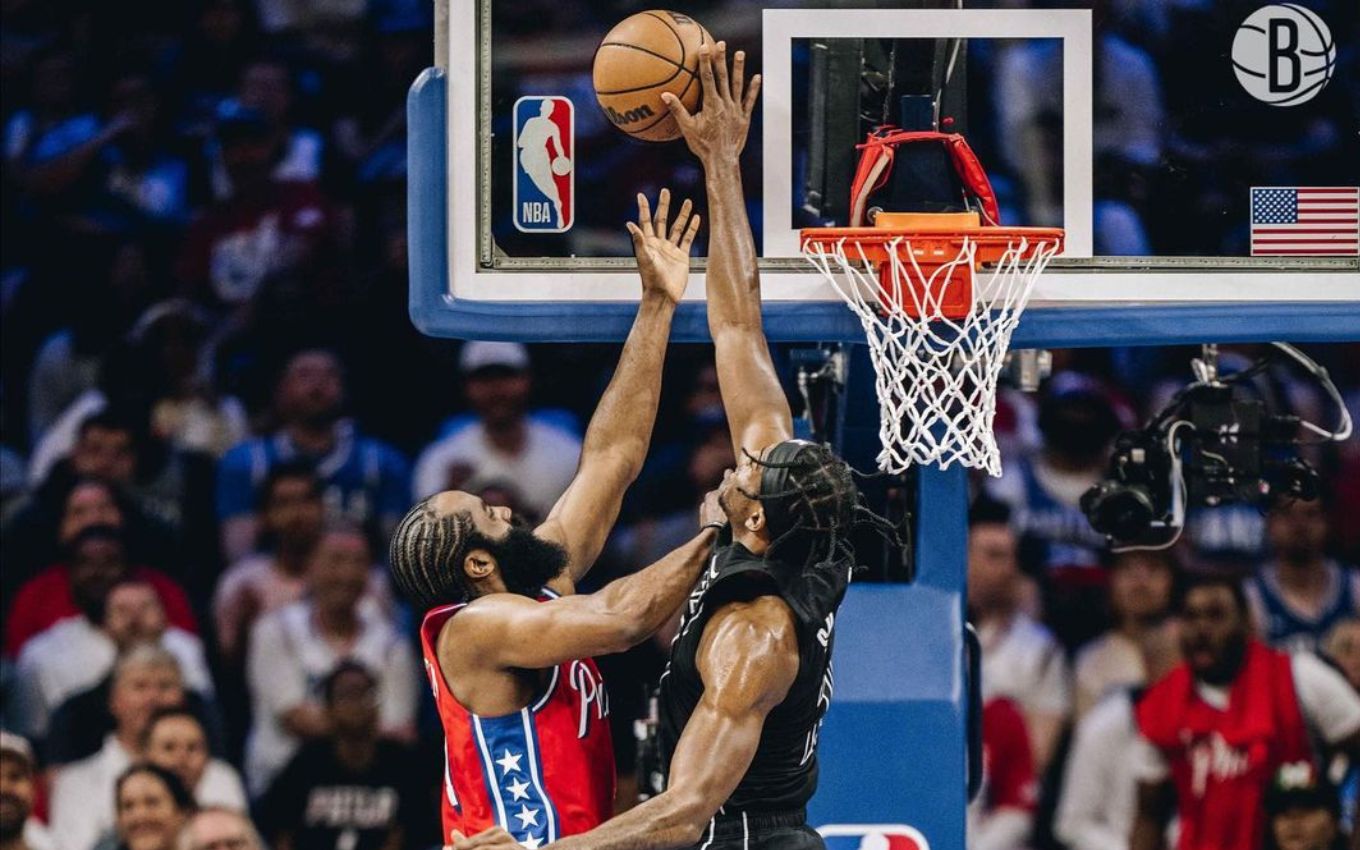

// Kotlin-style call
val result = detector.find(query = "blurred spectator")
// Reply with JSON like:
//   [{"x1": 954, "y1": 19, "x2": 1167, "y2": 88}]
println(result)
[
  {"x1": 212, "y1": 462, "x2": 319, "y2": 661},
  {"x1": 1322, "y1": 618, "x2": 1360, "y2": 692},
  {"x1": 244, "y1": 525, "x2": 416, "y2": 796},
  {"x1": 177, "y1": 106, "x2": 342, "y2": 311},
  {"x1": 1074, "y1": 550, "x2": 1179, "y2": 718},
  {"x1": 985, "y1": 372, "x2": 1125, "y2": 648},
  {"x1": 1263, "y1": 763, "x2": 1348, "y2": 850},
  {"x1": 610, "y1": 422, "x2": 732, "y2": 576},
  {"x1": 0, "y1": 732, "x2": 53, "y2": 850},
  {"x1": 1130, "y1": 576, "x2": 1360, "y2": 850},
  {"x1": 967, "y1": 697, "x2": 1038, "y2": 850},
  {"x1": 28, "y1": 322, "x2": 104, "y2": 446},
  {"x1": 1247, "y1": 499, "x2": 1360, "y2": 655},
  {"x1": 969, "y1": 497, "x2": 1071, "y2": 775},
  {"x1": 14, "y1": 571, "x2": 211, "y2": 744},
  {"x1": 50, "y1": 645, "x2": 190, "y2": 850},
  {"x1": 229, "y1": 58, "x2": 323, "y2": 186},
  {"x1": 33, "y1": 304, "x2": 247, "y2": 474},
  {"x1": 162, "y1": 0, "x2": 261, "y2": 123},
  {"x1": 412, "y1": 342, "x2": 580, "y2": 521},
  {"x1": 142, "y1": 708, "x2": 246, "y2": 811},
  {"x1": 216, "y1": 349, "x2": 409, "y2": 562},
  {"x1": 103, "y1": 764, "x2": 196, "y2": 850},
  {"x1": 1057, "y1": 635, "x2": 1183, "y2": 850},
  {"x1": 213, "y1": 462, "x2": 392, "y2": 664},
  {"x1": 3, "y1": 47, "x2": 108, "y2": 205},
  {"x1": 95, "y1": 69, "x2": 197, "y2": 228},
  {"x1": 5, "y1": 511, "x2": 195, "y2": 655},
  {"x1": 257, "y1": 663, "x2": 419, "y2": 850},
  {"x1": 176, "y1": 808, "x2": 264, "y2": 850}
]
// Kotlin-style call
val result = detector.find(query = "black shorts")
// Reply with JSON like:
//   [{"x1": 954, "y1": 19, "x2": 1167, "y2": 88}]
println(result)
[{"x1": 686, "y1": 810, "x2": 825, "y2": 850}]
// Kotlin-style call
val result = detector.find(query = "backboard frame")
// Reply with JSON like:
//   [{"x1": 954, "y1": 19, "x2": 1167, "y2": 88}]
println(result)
[{"x1": 409, "y1": 2, "x2": 1360, "y2": 346}]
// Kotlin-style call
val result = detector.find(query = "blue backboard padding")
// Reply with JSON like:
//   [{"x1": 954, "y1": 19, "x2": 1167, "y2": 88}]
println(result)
[{"x1": 409, "y1": 69, "x2": 1358, "y2": 347}]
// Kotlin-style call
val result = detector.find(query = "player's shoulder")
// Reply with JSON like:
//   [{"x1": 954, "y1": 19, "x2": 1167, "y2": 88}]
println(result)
[{"x1": 704, "y1": 595, "x2": 800, "y2": 655}]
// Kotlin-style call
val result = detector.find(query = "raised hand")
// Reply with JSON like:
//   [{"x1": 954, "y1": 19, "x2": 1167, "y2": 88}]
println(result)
[
  {"x1": 626, "y1": 188, "x2": 701, "y2": 305},
  {"x1": 662, "y1": 41, "x2": 761, "y2": 164}
]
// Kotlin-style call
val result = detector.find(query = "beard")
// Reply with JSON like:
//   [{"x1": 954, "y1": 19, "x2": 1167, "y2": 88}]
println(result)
[
  {"x1": 473, "y1": 521, "x2": 569, "y2": 598},
  {"x1": 0, "y1": 795, "x2": 28, "y2": 841}
]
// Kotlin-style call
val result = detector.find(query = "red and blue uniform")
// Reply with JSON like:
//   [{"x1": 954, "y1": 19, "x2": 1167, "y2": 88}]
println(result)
[{"x1": 419, "y1": 592, "x2": 616, "y2": 848}]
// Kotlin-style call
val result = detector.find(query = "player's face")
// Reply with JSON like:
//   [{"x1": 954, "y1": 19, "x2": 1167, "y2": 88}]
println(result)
[
  {"x1": 1180, "y1": 586, "x2": 1249, "y2": 684},
  {"x1": 1271, "y1": 806, "x2": 1338, "y2": 850},
  {"x1": 716, "y1": 456, "x2": 763, "y2": 528},
  {"x1": 433, "y1": 490, "x2": 515, "y2": 542}
]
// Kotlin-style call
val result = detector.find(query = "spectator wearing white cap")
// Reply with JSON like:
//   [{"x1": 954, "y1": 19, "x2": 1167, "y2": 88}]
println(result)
[
  {"x1": 0, "y1": 732, "x2": 54, "y2": 850},
  {"x1": 411, "y1": 342, "x2": 581, "y2": 521}
]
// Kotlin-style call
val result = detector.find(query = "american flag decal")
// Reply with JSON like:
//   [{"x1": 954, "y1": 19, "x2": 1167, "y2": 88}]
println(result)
[{"x1": 1250, "y1": 187, "x2": 1359, "y2": 256}]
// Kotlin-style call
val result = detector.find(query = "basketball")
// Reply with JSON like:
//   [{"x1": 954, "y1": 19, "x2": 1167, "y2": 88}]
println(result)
[
  {"x1": 593, "y1": 10, "x2": 713, "y2": 142},
  {"x1": 551, "y1": 156, "x2": 572, "y2": 176}
]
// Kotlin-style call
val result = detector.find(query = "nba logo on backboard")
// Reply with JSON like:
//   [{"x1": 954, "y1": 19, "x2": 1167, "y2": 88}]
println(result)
[
  {"x1": 513, "y1": 96, "x2": 574, "y2": 233},
  {"x1": 819, "y1": 825, "x2": 930, "y2": 850}
]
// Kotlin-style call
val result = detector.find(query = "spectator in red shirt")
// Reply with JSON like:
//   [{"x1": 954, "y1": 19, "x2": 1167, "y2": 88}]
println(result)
[
  {"x1": 1130, "y1": 575, "x2": 1360, "y2": 850},
  {"x1": 4, "y1": 519, "x2": 195, "y2": 658},
  {"x1": 969, "y1": 697, "x2": 1039, "y2": 850},
  {"x1": 176, "y1": 106, "x2": 341, "y2": 311}
]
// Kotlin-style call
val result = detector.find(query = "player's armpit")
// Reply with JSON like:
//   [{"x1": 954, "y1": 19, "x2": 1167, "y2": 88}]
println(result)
[{"x1": 539, "y1": 598, "x2": 800, "y2": 850}]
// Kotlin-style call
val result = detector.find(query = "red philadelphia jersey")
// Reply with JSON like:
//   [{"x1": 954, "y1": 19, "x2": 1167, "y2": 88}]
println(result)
[{"x1": 419, "y1": 594, "x2": 616, "y2": 847}]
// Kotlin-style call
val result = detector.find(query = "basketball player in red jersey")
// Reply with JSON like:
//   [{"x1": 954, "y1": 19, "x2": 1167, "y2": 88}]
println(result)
[
  {"x1": 456, "y1": 41, "x2": 887, "y2": 850},
  {"x1": 1130, "y1": 575, "x2": 1360, "y2": 850},
  {"x1": 388, "y1": 191, "x2": 727, "y2": 848}
]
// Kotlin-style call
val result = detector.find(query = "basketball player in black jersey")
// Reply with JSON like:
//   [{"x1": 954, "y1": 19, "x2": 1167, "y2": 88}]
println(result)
[{"x1": 455, "y1": 41, "x2": 871, "y2": 850}]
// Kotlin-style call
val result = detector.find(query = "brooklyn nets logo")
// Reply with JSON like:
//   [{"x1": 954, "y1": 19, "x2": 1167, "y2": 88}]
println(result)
[{"x1": 1231, "y1": 4, "x2": 1336, "y2": 106}]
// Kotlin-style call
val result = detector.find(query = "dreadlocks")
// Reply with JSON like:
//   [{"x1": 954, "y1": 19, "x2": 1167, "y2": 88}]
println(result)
[
  {"x1": 388, "y1": 496, "x2": 476, "y2": 611},
  {"x1": 748, "y1": 440, "x2": 905, "y2": 571}
]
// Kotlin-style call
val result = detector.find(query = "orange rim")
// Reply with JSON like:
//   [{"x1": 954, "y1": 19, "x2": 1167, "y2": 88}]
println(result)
[{"x1": 801, "y1": 226, "x2": 1064, "y2": 265}]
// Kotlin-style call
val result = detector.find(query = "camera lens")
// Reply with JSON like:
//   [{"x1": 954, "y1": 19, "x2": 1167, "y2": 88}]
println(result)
[{"x1": 1081, "y1": 482, "x2": 1157, "y2": 541}]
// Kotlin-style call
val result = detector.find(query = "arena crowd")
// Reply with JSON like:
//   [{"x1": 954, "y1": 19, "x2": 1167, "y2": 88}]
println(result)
[{"x1": 2, "y1": 2, "x2": 1357, "y2": 850}]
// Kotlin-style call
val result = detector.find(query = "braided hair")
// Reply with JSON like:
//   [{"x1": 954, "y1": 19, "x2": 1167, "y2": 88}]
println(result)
[
  {"x1": 388, "y1": 496, "x2": 477, "y2": 611},
  {"x1": 746, "y1": 440, "x2": 905, "y2": 573}
]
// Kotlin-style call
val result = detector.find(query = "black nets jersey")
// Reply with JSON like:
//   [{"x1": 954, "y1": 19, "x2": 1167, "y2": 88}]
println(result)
[{"x1": 656, "y1": 536, "x2": 852, "y2": 813}]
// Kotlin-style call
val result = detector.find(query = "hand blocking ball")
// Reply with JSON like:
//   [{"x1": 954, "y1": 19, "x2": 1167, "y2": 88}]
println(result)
[{"x1": 593, "y1": 10, "x2": 713, "y2": 142}]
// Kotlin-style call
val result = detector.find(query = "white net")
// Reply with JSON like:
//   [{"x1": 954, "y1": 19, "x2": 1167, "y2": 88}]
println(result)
[{"x1": 803, "y1": 234, "x2": 1061, "y2": 476}]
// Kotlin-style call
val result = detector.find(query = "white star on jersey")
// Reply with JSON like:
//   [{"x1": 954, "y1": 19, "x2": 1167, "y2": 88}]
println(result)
[
  {"x1": 515, "y1": 806, "x2": 541, "y2": 829},
  {"x1": 496, "y1": 749, "x2": 523, "y2": 775},
  {"x1": 507, "y1": 778, "x2": 531, "y2": 801}
]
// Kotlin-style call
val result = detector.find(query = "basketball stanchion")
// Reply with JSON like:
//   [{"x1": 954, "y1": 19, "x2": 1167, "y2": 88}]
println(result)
[{"x1": 801, "y1": 213, "x2": 1064, "y2": 477}]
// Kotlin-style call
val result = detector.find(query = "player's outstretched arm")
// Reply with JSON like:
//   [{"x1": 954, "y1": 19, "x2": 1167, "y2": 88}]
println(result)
[
  {"x1": 456, "y1": 517, "x2": 720, "y2": 672},
  {"x1": 454, "y1": 598, "x2": 800, "y2": 850},
  {"x1": 664, "y1": 43, "x2": 793, "y2": 460},
  {"x1": 535, "y1": 190, "x2": 701, "y2": 585}
]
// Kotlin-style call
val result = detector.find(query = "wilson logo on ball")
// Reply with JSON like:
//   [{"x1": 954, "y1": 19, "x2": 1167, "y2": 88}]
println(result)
[{"x1": 605, "y1": 104, "x2": 657, "y2": 126}]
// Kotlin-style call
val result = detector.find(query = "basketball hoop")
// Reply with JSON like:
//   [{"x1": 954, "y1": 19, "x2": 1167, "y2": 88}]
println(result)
[{"x1": 801, "y1": 212, "x2": 1063, "y2": 477}]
